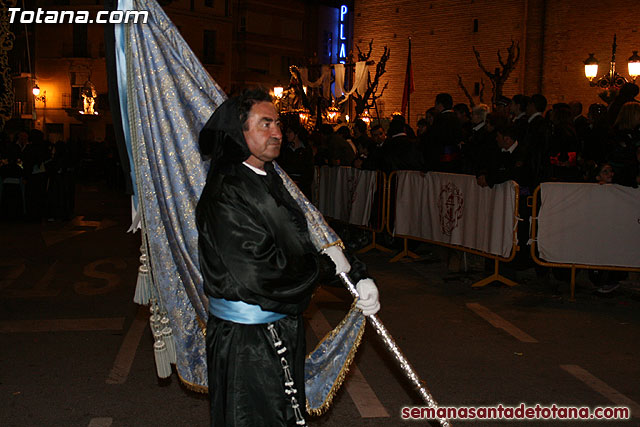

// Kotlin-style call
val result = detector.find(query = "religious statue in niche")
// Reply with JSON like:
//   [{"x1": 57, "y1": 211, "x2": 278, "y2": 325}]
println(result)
[{"x1": 81, "y1": 80, "x2": 97, "y2": 115}]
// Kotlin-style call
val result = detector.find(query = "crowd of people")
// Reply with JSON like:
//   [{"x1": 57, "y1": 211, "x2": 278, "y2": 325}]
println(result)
[
  {"x1": 277, "y1": 83, "x2": 640, "y2": 198},
  {"x1": 275, "y1": 83, "x2": 640, "y2": 295},
  {"x1": 0, "y1": 129, "x2": 122, "y2": 221}
]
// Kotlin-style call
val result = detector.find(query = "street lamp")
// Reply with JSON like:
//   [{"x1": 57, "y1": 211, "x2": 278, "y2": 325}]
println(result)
[
  {"x1": 628, "y1": 51, "x2": 640, "y2": 82},
  {"x1": 32, "y1": 84, "x2": 41, "y2": 96},
  {"x1": 583, "y1": 54, "x2": 598, "y2": 81},
  {"x1": 583, "y1": 34, "x2": 638, "y2": 89}
]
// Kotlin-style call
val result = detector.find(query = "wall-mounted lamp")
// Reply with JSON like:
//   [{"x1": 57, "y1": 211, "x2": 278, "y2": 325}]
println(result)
[{"x1": 32, "y1": 84, "x2": 46, "y2": 103}]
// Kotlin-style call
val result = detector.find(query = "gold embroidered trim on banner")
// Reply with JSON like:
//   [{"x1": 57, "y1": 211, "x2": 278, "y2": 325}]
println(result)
[
  {"x1": 305, "y1": 301, "x2": 366, "y2": 416},
  {"x1": 176, "y1": 370, "x2": 209, "y2": 394}
]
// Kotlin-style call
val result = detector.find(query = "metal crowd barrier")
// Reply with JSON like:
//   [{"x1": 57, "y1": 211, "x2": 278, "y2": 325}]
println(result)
[
  {"x1": 529, "y1": 185, "x2": 640, "y2": 301},
  {"x1": 313, "y1": 166, "x2": 391, "y2": 254},
  {"x1": 386, "y1": 170, "x2": 520, "y2": 288}
]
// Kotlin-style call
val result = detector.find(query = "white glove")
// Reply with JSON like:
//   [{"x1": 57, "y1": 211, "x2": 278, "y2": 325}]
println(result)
[
  {"x1": 322, "y1": 245, "x2": 351, "y2": 275},
  {"x1": 355, "y1": 278, "x2": 380, "y2": 316}
]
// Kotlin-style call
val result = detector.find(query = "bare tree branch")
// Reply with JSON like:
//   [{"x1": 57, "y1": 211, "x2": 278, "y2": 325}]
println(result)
[
  {"x1": 457, "y1": 74, "x2": 475, "y2": 107},
  {"x1": 357, "y1": 39, "x2": 374, "y2": 62},
  {"x1": 473, "y1": 46, "x2": 494, "y2": 79},
  {"x1": 355, "y1": 45, "x2": 390, "y2": 116},
  {"x1": 473, "y1": 41, "x2": 520, "y2": 106},
  {"x1": 497, "y1": 40, "x2": 520, "y2": 84},
  {"x1": 497, "y1": 49, "x2": 506, "y2": 69},
  {"x1": 377, "y1": 81, "x2": 389, "y2": 100}
]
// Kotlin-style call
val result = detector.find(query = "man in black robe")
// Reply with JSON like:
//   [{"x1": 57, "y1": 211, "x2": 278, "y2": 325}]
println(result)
[{"x1": 196, "y1": 89, "x2": 380, "y2": 426}]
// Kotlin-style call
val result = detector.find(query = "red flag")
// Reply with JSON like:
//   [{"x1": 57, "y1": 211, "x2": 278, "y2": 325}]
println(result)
[{"x1": 401, "y1": 38, "x2": 414, "y2": 118}]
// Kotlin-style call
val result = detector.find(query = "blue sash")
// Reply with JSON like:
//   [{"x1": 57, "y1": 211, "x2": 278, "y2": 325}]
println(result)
[{"x1": 209, "y1": 298, "x2": 286, "y2": 325}]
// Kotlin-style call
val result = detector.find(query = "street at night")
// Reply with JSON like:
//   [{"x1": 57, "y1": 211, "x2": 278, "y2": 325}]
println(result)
[{"x1": 2, "y1": 182, "x2": 639, "y2": 426}]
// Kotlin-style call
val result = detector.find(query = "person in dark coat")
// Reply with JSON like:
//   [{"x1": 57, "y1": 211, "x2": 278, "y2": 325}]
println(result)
[
  {"x1": 477, "y1": 123, "x2": 532, "y2": 190},
  {"x1": 510, "y1": 94, "x2": 529, "y2": 142},
  {"x1": 195, "y1": 89, "x2": 379, "y2": 427},
  {"x1": 380, "y1": 116, "x2": 423, "y2": 173},
  {"x1": 548, "y1": 104, "x2": 580, "y2": 182},
  {"x1": 423, "y1": 93, "x2": 463, "y2": 172},
  {"x1": 278, "y1": 120, "x2": 314, "y2": 199},
  {"x1": 570, "y1": 101, "x2": 590, "y2": 146},
  {"x1": 608, "y1": 82, "x2": 639, "y2": 127},
  {"x1": 583, "y1": 103, "x2": 610, "y2": 164},
  {"x1": 352, "y1": 119, "x2": 374, "y2": 169},
  {"x1": 360, "y1": 124, "x2": 386, "y2": 171},
  {"x1": 523, "y1": 94, "x2": 549, "y2": 185},
  {"x1": 321, "y1": 124, "x2": 355, "y2": 167},
  {"x1": 609, "y1": 102, "x2": 640, "y2": 186},
  {"x1": 462, "y1": 103, "x2": 490, "y2": 174}
]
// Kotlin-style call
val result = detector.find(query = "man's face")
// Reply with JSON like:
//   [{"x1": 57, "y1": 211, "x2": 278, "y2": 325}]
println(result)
[
  {"x1": 526, "y1": 102, "x2": 536, "y2": 116},
  {"x1": 17, "y1": 132, "x2": 28, "y2": 145},
  {"x1": 497, "y1": 132, "x2": 513, "y2": 150},
  {"x1": 371, "y1": 128, "x2": 385, "y2": 144},
  {"x1": 243, "y1": 101, "x2": 282, "y2": 167}
]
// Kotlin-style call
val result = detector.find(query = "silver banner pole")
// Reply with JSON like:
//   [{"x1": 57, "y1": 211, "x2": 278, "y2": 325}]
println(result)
[{"x1": 338, "y1": 272, "x2": 451, "y2": 427}]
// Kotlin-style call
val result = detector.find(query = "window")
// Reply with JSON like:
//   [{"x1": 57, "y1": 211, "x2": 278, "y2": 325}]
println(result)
[
  {"x1": 473, "y1": 19, "x2": 479, "y2": 33},
  {"x1": 73, "y1": 24, "x2": 88, "y2": 57},
  {"x1": 62, "y1": 93, "x2": 71, "y2": 108},
  {"x1": 204, "y1": 0, "x2": 213, "y2": 7},
  {"x1": 203, "y1": 30, "x2": 221, "y2": 64},
  {"x1": 71, "y1": 87, "x2": 82, "y2": 109}
]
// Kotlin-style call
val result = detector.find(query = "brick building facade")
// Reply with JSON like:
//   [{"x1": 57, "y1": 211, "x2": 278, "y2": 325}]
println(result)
[{"x1": 354, "y1": 0, "x2": 640, "y2": 125}]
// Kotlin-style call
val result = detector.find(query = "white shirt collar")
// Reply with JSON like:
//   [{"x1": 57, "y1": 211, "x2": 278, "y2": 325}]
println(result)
[
  {"x1": 513, "y1": 112, "x2": 526, "y2": 121},
  {"x1": 528, "y1": 112, "x2": 542, "y2": 123},
  {"x1": 502, "y1": 140, "x2": 519, "y2": 153},
  {"x1": 473, "y1": 122, "x2": 486, "y2": 131},
  {"x1": 242, "y1": 161, "x2": 267, "y2": 176}
]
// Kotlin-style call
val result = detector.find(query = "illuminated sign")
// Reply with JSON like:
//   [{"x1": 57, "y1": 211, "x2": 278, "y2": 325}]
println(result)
[{"x1": 338, "y1": 5, "x2": 348, "y2": 64}]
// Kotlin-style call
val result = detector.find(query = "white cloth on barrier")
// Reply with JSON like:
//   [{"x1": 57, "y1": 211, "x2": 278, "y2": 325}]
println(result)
[
  {"x1": 316, "y1": 166, "x2": 377, "y2": 226},
  {"x1": 537, "y1": 183, "x2": 640, "y2": 268},
  {"x1": 394, "y1": 171, "x2": 517, "y2": 258}
]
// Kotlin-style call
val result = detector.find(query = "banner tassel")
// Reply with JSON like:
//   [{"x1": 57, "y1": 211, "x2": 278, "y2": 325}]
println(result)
[
  {"x1": 133, "y1": 248, "x2": 152, "y2": 305},
  {"x1": 161, "y1": 315, "x2": 177, "y2": 364},
  {"x1": 153, "y1": 329, "x2": 172, "y2": 378}
]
